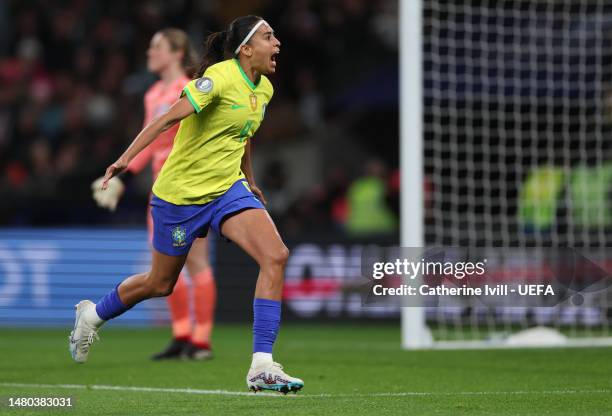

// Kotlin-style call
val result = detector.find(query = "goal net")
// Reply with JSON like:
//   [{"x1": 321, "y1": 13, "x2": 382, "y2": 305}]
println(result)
[{"x1": 405, "y1": 0, "x2": 612, "y2": 347}]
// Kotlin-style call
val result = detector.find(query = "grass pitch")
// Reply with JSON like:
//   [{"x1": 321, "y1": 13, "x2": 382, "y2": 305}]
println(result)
[{"x1": 1, "y1": 324, "x2": 611, "y2": 415}]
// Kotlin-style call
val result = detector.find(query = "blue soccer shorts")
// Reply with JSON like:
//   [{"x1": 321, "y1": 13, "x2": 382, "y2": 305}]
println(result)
[{"x1": 150, "y1": 179, "x2": 265, "y2": 256}]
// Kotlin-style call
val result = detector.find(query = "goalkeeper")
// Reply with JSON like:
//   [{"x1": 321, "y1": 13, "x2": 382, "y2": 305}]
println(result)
[{"x1": 91, "y1": 28, "x2": 216, "y2": 361}]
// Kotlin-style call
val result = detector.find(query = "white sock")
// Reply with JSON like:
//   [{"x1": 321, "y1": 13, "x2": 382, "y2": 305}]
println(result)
[
  {"x1": 251, "y1": 352, "x2": 273, "y2": 368},
  {"x1": 83, "y1": 303, "x2": 105, "y2": 328}
]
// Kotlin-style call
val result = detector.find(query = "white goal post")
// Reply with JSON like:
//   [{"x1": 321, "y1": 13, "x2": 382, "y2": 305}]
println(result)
[{"x1": 400, "y1": 0, "x2": 431, "y2": 349}]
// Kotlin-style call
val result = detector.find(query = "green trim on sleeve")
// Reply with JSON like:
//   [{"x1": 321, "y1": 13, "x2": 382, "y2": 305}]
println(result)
[{"x1": 183, "y1": 87, "x2": 201, "y2": 113}]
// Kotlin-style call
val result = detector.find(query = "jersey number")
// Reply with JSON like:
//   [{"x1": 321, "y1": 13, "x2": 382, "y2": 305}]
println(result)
[{"x1": 238, "y1": 120, "x2": 255, "y2": 143}]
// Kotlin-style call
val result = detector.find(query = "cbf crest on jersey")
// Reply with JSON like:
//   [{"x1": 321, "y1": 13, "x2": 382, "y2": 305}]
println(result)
[
  {"x1": 171, "y1": 225, "x2": 187, "y2": 247},
  {"x1": 195, "y1": 77, "x2": 213, "y2": 93},
  {"x1": 249, "y1": 93, "x2": 257, "y2": 111}
]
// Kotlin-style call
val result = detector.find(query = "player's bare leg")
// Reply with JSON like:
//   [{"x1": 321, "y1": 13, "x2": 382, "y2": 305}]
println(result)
[
  {"x1": 69, "y1": 250, "x2": 187, "y2": 363},
  {"x1": 221, "y1": 209, "x2": 304, "y2": 394},
  {"x1": 117, "y1": 250, "x2": 187, "y2": 303}
]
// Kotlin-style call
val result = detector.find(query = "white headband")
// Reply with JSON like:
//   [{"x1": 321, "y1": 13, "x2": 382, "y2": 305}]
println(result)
[{"x1": 234, "y1": 20, "x2": 269, "y2": 55}]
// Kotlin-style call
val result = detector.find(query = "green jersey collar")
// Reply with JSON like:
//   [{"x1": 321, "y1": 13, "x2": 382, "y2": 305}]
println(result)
[{"x1": 233, "y1": 58, "x2": 260, "y2": 90}]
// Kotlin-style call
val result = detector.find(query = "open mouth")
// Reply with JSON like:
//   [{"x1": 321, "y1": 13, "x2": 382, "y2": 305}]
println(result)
[{"x1": 270, "y1": 51, "x2": 279, "y2": 66}]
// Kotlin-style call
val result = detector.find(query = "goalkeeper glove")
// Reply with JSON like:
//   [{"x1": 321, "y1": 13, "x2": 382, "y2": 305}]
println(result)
[{"x1": 91, "y1": 176, "x2": 125, "y2": 212}]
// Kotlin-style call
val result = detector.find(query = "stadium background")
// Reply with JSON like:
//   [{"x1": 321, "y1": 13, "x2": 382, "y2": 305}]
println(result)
[{"x1": 0, "y1": 0, "x2": 401, "y2": 326}]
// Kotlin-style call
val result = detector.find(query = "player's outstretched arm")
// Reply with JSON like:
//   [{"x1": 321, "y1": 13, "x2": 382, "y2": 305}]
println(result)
[{"x1": 100, "y1": 96, "x2": 195, "y2": 189}]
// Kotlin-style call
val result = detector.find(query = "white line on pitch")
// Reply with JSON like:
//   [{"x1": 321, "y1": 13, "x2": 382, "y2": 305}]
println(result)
[
  {"x1": 0, "y1": 383, "x2": 287, "y2": 398},
  {"x1": 0, "y1": 383, "x2": 609, "y2": 398}
]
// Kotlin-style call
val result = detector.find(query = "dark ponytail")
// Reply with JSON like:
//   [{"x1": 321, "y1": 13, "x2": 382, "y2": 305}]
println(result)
[
  {"x1": 193, "y1": 30, "x2": 227, "y2": 78},
  {"x1": 193, "y1": 15, "x2": 264, "y2": 78}
]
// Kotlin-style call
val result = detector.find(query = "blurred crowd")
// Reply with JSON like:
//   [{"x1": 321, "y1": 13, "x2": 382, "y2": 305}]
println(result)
[{"x1": 0, "y1": 0, "x2": 399, "y2": 235}]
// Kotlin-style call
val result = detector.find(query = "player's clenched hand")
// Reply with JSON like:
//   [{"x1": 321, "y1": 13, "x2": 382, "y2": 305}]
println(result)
[
  {"x1": 101, "y1": 158, "x2": 128, "y2": 190},
  {"x1": 250, "y1": 184, "x2": 267, "y2": 205},
  {"x1": 91, "y1": 176, "x2": 125, "y2": 212}
]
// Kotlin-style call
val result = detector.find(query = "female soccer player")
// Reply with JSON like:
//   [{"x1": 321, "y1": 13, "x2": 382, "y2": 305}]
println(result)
[
  {"x1": 91, "y1": 28, "x2": 216, "y2": 361},
  {"x1": 70, "y1": 16, "x2": 304, "y2": 394}
]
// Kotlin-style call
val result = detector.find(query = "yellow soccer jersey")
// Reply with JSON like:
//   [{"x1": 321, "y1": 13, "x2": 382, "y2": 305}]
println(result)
[{"x1": 152, "y1": 58, "x2": 273, "y2": 205}]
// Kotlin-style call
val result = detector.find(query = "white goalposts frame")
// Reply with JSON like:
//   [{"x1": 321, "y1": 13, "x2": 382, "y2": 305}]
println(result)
[{"x1": 399, "y1": 0, "x2": 431, "y2": 349}]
